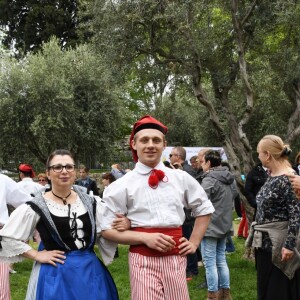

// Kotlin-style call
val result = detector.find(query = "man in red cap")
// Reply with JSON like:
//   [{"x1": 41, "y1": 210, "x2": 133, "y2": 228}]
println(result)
[
  {"x1": 17, "y1": 164, "x2": 44, "y2": 246},
  {"x1": 18, "y1": 164, "x2": 43, "y2": 197},
  {"x1": 101, "y1": 115, "x2": 214, "y2": 300},
  {"x1": 0, "y1": 174, "x2": 30, "y2": 300}
]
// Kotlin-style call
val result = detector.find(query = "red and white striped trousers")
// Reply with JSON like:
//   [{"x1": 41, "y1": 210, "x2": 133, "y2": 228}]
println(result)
[
  {"x1": 0, "y1": 262, "x2": 10, "y2": 300},
  {"x1": 129, "y1": 253, "x2": 189, "y2": 300}
]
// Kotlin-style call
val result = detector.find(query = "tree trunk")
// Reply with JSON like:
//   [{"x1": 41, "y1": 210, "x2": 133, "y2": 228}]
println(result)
[{"x1": 285, "y1": 79, "x2": 300, "y2": 144}]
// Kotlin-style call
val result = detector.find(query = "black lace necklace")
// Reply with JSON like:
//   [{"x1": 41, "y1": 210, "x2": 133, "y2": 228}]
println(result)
[{"x1": 51, "y1": 190, "x2": 72, "y2": 205}]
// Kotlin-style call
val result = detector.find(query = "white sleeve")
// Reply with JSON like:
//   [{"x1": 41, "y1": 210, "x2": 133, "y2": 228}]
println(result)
[
  {"x1": 1, "y1": 175, "x2": 30, "y2": 208},
  {"x1": 94, "y1": 196, "x2": 105, "y2": 234},
  {"x1": 0, "y1": 204, "x2": 40, "y2": 263},
  {"x1": 94, "y1": 196, "x2": 118, "y2": 265},
  {"x1": 7, "y1": 186, "x2": 31, "y2": 208},
  {"x1": 100, "y1": 179, "x2": 128, "y2": 230}
]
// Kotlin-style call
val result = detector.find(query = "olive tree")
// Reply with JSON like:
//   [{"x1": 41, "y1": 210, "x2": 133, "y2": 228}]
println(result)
[{"x1": 0, "y1": 37, "x2": 127, "y2": 167}]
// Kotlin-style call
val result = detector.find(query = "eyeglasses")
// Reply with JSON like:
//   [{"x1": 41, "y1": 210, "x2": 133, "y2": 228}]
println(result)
[
  {"x1": 169, "y1": 154, "x2": 178, "y2": 158},
  {"x1": 48, "y1": 164, "x2": 75, "y2": 173},
  {"x1": 38, "y1": 179, "x2": 46, "y2": 182}
]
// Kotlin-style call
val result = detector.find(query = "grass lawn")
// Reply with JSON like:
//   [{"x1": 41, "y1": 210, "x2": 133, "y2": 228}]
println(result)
[{"x1": 10, "y1": 237, "x2": 256, "y2": 300}]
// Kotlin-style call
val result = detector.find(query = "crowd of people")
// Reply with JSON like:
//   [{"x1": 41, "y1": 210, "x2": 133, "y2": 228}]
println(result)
[{"x1": 0, "y1": 115, "x2": 300, "y2": 300}]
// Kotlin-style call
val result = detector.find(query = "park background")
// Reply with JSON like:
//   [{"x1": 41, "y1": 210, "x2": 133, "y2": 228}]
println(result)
[
  {"x1": 1, "y1": 0, "x2": 300, "y2": 222},
  {"x1": 0, "y1": 2, "x2": 299, "y2": 298}
]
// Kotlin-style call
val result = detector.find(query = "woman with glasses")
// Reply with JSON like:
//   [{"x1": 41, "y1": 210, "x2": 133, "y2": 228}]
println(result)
[
  {"x1": 0, "y1": 149, "x2": 123, "y2": 300},
  {"x1": 37, "y1": 173, "x2": 49, "y2": 186}
]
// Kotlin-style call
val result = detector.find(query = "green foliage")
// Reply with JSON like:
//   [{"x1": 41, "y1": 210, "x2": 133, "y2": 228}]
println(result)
[
  {"x1": 153, "y1": 85, "x2": 218, "y2": 147},
  {"x1": 0, "y1": 37, "x2": 127, "y2": 165},
  {"x1": 1, "y1": 0, "x2": 300, "y2": 169},
  {"x1": 0, "y1": 0, "x2": 80, "y2": 55},
  {"x1": 88, "y1": 0, "x2": 300, "y2": 172}
]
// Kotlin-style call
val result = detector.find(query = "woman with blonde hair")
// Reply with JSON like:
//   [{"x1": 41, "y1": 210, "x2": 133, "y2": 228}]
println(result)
[
  {"x1": 249, "y1": 135, "x2": 300, "y2": 300},
  {"x1": 37, "y1": 173, "x2": 49, "y2": 186}
]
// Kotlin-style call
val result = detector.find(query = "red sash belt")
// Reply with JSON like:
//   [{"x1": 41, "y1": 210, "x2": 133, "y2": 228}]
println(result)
[{"x1": 129, "y1": 227, "x2": 182, "y2": 257}]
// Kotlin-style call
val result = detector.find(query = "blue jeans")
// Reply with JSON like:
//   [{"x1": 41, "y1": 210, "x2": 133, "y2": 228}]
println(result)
[
  {"x1": 226, "y1": 236, "x2": 235, "y2": 253},
  {"x1": 201, "y1": 236, "x2": 230, "y2": 292}
]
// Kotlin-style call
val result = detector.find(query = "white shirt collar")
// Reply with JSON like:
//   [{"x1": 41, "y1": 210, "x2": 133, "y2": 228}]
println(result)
[
  {"x1": 21, "y1": 178, "x2": 34, "y2": 182},
  {"x1": 135, "y1": 161, "x2": 166, "y2": 175}
]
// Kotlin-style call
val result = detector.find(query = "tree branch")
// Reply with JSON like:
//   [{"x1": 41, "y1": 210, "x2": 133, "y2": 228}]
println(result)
[{"x1": 241, "y1": 0, "x2": 258, "y2": 26}]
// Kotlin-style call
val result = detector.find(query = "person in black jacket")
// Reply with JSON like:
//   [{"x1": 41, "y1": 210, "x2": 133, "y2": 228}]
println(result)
[
  {"x1": 244, "y1": 163, "x2": 268, "y2": 219},
  {"x1": 76, "y1": 165, "x2": 99, "y2": 196}
]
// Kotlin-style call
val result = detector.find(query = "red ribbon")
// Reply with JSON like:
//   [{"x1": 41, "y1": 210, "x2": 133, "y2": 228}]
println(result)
[{"x1": 148, "y1": 169, "x2": 168, "y2": 189}]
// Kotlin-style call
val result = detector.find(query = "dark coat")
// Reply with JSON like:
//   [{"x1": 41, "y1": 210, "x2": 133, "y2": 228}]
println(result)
[
  {"x1": 75, "y1": 177, "x2": 99, "y2": 196},
  {"x1": 181, "y1": 161, "x2": 197, "y2": 177},
  {"x1": 292, "y1": 164, "x2": 300, "y2": 175},
  {"x1": 245, "y1": 163, "x2": 268, "y2": 209},
  {"x1": 201, "y1": 166, "x2": 238, "y2": 237}
]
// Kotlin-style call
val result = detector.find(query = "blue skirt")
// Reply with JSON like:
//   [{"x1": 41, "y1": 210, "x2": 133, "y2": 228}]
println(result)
[{"x1": 34, "y1": 249, "x2": 118, "y2": 300}]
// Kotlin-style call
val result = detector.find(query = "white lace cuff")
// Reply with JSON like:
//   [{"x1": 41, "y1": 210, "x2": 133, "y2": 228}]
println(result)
[
  {"x1": 0, "y1": 237, "x2": 32, "y2": 264},
  {"x1": 96, "y1": 236, "x2": 118, "y2": 265}
]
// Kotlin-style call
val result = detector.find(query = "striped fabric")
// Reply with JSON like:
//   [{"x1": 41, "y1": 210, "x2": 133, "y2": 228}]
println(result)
[
  {"x1": 0, "y1": 262, "x2": 10, "y2": 300},
  {"x1": 129, "y1": 253, "x2": 190, "y2": 300}
]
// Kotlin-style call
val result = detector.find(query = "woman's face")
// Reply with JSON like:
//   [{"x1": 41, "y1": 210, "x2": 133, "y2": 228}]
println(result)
[
  {"x1": 257, "y1": 143, "x2": 270, "y2": 167},
  {"x1": 38, "y1": 177, "x2": 47, "y2": 186},
  {"x1": 46, "y1": 155, "x2": 76, "y2": 188}
]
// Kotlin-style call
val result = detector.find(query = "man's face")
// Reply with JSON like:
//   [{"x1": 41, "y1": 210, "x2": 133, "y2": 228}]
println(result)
[
  {"x1": 201, "y1": 158, "x2": 210, "y2": 172},
  {"x1": 131, "y1": 129, "x2": 166, "y2": 168},
  {"x1": 197, "y1": 152, "x2": 205, "y2": 169},
  {"x1": 190, "y1": 159, "x2": 198, "y2": 170},
  {"x1": 79, "y1": 169, "x2": 88, "y2": 180},
  {"x1": 169, "y1": 148, "x2": 179, "y2": 165}
]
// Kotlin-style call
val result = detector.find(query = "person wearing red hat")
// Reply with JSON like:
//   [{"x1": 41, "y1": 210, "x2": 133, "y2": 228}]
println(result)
[
  {"x1": 18, "y1": 164, "x2": 43, "y2": 197},
  {"x1": 101, "y1": 115, "x2": 215, "y2": 300},
  {"x1": 0, "y1": 174, "x2": 30, "y2": 300}
]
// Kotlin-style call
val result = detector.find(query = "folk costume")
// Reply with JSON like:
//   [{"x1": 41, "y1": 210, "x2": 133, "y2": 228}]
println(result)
[
  {"x1": 0, "y1": 174, "x2": 30, "y2": 300},
  {"x1": 18, "y1": 164, "x2": 36, "y2": 178},
  {"x1": 101, "y1": 116, "x2": 214, "y2": 300},
  {"x1": 0, "y1": 186, "x2": 118, "y2": 300},
  {"x1": 18, "y1": 164, "x2": 43, "y2": 197}
]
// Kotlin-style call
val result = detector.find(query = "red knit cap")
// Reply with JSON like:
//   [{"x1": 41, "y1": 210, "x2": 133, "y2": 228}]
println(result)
[
  {"x1": 130, "y1": 115, "x2": 168, "y2": 162},
  {"x1": 18, "y1": 164, "x2": 35, "y2": 178}
]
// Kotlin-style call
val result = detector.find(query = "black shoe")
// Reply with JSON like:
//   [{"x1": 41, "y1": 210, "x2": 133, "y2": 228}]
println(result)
[
  {"x1": 196, "y1": 281, "x2": 208, "y2": 289},
  {"x1": 186, "y1": 271, "x2": 198, "y2": 281}
]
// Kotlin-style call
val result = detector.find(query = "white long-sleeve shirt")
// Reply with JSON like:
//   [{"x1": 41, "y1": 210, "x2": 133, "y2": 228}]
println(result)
[
  {"x1": 101, "y1": 161, "x2": 214, "y2": 230},
  {"x1": 0, "y1": 194, "x2": 107, "y2": 264},
  {"x1": 0, "y1": 174, "x2": 30, "y2": 225},
  {"x1": 17, "y1": 178, "x2": 43, "y2": 197}
]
